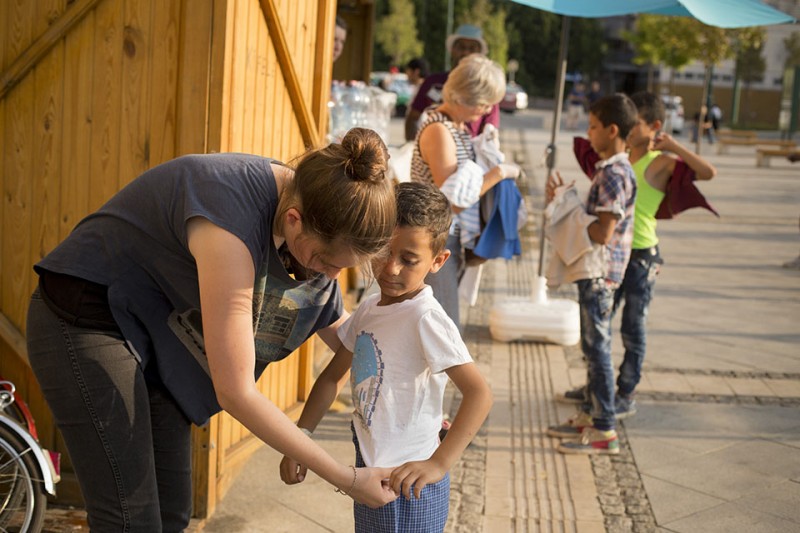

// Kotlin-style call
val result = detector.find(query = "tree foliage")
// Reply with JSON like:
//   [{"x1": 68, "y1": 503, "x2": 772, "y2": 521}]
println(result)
[
  {"x1": 374, "y1": 0, "x2": 424, "y2": 67},
  {"x1": 784, "y1": 32, "x2": 800, "y2": 69}
]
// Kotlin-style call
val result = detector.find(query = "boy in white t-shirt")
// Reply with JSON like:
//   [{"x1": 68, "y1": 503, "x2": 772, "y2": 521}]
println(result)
[{"x1": 280, "y1": 182, "x2": 493, "y2": 532}]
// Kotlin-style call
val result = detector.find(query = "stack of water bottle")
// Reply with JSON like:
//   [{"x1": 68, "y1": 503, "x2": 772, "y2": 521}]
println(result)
[{"x1": 328, "y1": 81, "x2": 396, "y2": 145}]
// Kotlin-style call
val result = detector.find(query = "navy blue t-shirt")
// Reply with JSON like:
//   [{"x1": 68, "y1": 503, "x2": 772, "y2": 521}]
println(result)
[{"x1": 36, "y1": 153, "x2": 343, "y2": 424}]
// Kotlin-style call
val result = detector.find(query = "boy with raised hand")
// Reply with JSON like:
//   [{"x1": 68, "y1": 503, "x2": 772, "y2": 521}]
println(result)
[
  {"x1": 280, "y1": 182, "x2": 493, "y2": 532},
  {"x1": 545, "y1": 94, "x2": 638, "y2": 455},
  {"x1": 559, "y1": 92, "x2": 717, "y2": 417}
]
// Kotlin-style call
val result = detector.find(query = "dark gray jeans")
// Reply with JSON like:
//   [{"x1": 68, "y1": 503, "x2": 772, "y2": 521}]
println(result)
[{"x1": 26, "y1": 290, "x2": 192, "y2": 532}]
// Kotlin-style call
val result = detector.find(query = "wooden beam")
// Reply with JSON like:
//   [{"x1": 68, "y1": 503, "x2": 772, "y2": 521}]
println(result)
[
  {"x1": 258, "y1": 0, "x2": 319, "y2": 147},
  {"x1": 0, "y1": 312, "x2": 29, "y2": 368},
  {"x1": 311, "y1": 0, "x2": 336, "y2": 137},
  {"x1": 0, "y1": 0, "x2": 103, "y2": 101}
]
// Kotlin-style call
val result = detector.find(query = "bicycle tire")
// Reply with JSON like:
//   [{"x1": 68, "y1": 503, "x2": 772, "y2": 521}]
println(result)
[{"x1": 0, "y1": 424, "x2": 47, "y2": 533}]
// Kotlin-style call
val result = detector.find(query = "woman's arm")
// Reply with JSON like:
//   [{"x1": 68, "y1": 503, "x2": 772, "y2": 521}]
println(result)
[
  {"x1": 419, "y1": 123, "x2": 516, "y2": 209},
  {"x1": 280, "y1": 344, "x2": 353, "y2": 484},
  {"x1": 187, "y1": 217, "x2": 396, "y2": 507}
]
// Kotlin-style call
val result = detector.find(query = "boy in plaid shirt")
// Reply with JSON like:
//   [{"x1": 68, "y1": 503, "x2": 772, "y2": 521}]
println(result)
[{"x1": 545, "y1": 94, "x2": 638, "y2": 454}]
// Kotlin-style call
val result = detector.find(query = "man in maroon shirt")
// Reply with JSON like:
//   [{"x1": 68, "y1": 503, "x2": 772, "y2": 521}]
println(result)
[{"x1": 404, "y1": 24, "x2": 501, "y2": 141}]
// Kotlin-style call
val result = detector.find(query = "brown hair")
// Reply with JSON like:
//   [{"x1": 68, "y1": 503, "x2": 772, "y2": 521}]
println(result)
[
  {"x1": 276, "y1": 128, "x2": 396, "y2": 266},
  {"x1": 589, "y1": 93, "x2": 639, "y2": 139},
  {"x1": 396, "y1": 182, "x2": 451, "y2": 254}
]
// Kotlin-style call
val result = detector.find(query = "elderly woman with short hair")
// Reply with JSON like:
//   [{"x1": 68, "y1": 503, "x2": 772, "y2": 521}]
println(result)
[{"x1": 411, "y1": 54, "x2": 520, "y2": 328}]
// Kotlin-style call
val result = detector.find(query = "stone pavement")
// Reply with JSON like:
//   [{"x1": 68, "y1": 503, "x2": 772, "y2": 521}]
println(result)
[{"x1": 42, "y1": 111, "x2": 800, "y2": 532}]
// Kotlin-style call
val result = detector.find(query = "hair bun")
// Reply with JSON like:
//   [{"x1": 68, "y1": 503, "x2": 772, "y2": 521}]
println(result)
[{"x1": 341, "y1": 128, "x2": 389, "y2": 183}]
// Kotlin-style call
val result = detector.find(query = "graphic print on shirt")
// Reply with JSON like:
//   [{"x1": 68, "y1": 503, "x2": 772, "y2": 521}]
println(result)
[
  {"x1": 168, "y1": 258, "x2": 332, "y2": 377},
  {"x1": 351, "y1": 331, "x2": 385, "y2": 431}
]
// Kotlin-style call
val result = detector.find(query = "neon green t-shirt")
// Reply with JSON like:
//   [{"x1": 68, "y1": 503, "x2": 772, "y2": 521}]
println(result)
[{"x1": 631, "y1": 150, "x2": 665, "y2": 249}]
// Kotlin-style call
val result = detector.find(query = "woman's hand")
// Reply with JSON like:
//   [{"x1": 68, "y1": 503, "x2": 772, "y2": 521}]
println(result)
[
  {"x1": 497, "y1": 163, "x2": 521, "y2": 180},
  {"x1": 349, "y1": 467, "x2": 398, "y2": 508},
  {"x1": 389, "y1": 459, "x2": 447, "y2": 500}
]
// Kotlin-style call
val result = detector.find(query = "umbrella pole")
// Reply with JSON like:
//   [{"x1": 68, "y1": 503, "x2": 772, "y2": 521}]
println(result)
[{"x1": 539, "y1": 15, "x2": 571, "y2": 277}]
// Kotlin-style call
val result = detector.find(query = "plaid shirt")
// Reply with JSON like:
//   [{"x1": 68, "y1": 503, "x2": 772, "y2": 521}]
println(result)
[{"x1": 586, "y1": 152, "x2": 637, "y2": 284}]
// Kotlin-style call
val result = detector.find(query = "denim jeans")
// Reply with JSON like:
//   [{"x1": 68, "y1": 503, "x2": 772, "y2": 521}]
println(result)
[
  {"x1": 425, "y1": 232, "x2": 464, "y2": 330},
  {"x1": 613, "y1": 247, "x2": 661, "y2": 397},
  {"x1": 26, "y1": 290, "x2": 192, "y2": 532},
  {"x1": 577, "y1": 278, "x2": 616, "y2": 431}
]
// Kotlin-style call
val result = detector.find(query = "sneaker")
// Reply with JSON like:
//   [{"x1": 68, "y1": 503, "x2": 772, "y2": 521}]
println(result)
[
  {"x1": 546, "y1": 411, "x2": 593, "y2": 438},
  {"x1": 615, "y1": 394, "x2": 637, "y2": 420},
  {"x1": 558, "y1": 427, "x2": 620, "y2": 455},
  {"x1": 555, "y1": 385, "x2": 586, "y2": 404}
]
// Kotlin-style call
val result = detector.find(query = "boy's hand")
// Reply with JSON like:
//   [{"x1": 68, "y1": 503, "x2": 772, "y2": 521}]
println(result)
[
  {"x1": 653, "y1": 132, "x2": 679, "y2": 153},
  {"x1": 389, "y1": 459, "x2": 447, "y2": 500},
  {"x1": 545, "y1": 171, "x2": 566, "y2": 204},
  {"x1": 279, "y1": 455, "x2": 307, "y2": 484}
]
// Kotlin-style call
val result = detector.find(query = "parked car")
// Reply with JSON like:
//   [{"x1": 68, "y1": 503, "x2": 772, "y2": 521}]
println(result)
[
  {"x1": 500, "y1": 82, "x2": 528, "y2": 113},
  {"x1": 661, "y1": 95, "x2": 685, "y2": 134}
]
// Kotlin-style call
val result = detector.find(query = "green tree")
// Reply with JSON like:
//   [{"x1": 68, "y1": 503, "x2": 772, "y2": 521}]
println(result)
[
  {"x1": 375, "y1": 0, "x2": 424, "y2": 68},
  {"x1": 455, "y1": 0, "x2": 509, "y2": 67},
  {"x1": 784, "y1": 32, "x2": 800, "y2": 68},
  {"x1": 624, "y1": 15, "x2": 694, "y2": 93}
]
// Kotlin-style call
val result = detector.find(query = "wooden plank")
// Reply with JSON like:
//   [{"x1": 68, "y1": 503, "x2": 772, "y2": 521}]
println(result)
[
  {"x1": 206, "y1": 0, "x2": 232, "y2": 153},
  {"x1": 191, "y1": 418, "x2": 216, "y2": 519},
  {"x1": 0, "y1": 0, "x2": 7, "y2": 73},
  {"x1": 252, "y1": 14, "x2": 266, "y2": 155},
  {"x1": 89, "y1": 0, "x2": 122, "y2": 212},
  {"x1": 0, "y1": 0, "x2": 102, "y2": 100},
  {"x1": 148, "y1": 0, "x2": 180, "y2": 166},
  {"x1": 118, "y1": 0, "x2": 152, "y2": 188},
  {"x1": 0, "y1": 313, "x2": 28, "y2": 367},
  {"x1": 176, "y1": 0, "x2": 212, "y2": 156},
  {"x1": 258, "y1": 0, "x2": 318, "y2": 147},
  {"x1": 312, "y1": 0, "x2": 335, "y2": 134},
  {"x1": 34, "y1": 0, "x2": 68, "y2": 36},
  {"x1": 59, "y1": 12, "x2": 94, "y2": 241},
  {"x1": 2, "y1": 75, "x2": 34, "y2": 328},
  {"x1": 227, "y1": 0, "x2": 248, "y2": 151},
  {"x1": 31, "y1": 41, "x2": 64, "y2": 309},
  {"x1": 242, "y1": 0, "x2": 259, "y2": 153}
]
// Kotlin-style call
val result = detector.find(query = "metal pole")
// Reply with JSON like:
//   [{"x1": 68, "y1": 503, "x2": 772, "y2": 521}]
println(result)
[
  {"x1": 445, "y1": 0, "x2": 454, "y2": 69},
  {"x1": 539, "y1": 15, "x2": 570, "y2": 277}
]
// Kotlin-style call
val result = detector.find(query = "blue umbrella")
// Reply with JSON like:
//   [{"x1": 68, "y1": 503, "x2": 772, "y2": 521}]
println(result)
[{"x1": 508, "y1": 0, "x2": 794, "y2": 275}]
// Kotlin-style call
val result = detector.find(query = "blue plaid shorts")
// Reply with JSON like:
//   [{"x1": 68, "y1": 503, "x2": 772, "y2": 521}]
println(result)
[{"x1": 351, "y1": 425, "x2": 450, "y2": 533}]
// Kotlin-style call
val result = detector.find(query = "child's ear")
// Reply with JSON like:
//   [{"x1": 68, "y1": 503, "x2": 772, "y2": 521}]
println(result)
[
  {"x1": 608, "y1": 123, "x2": 620, "y2": 139},
  {"x1": 652, "y1": 119, "x2": 663, "y2": 132},
  {"x1": 429, "y1": 249, "x2": 451, "y2": 274}
]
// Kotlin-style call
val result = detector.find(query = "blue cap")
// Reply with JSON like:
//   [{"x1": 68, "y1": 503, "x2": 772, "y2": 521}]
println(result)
[{"x1": 446, "y1": 24, "x2": 488, "y2": 55}]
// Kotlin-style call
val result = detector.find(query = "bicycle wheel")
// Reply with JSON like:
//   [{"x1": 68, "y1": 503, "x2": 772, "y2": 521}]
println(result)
[{"x1": 0, "y1": 424, "x2": 47, "y2": 533}]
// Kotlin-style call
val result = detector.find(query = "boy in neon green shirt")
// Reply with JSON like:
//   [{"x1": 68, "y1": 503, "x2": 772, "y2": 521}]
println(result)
[{"x1": 560, "y1": 92, "x2": 717, "y2": 417}]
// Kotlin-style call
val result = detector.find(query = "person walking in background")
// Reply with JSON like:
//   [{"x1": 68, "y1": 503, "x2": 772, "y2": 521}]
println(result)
[
  {"x1": 545, "y1": 94, "x2": 638, "y2": 455},
  {"x1": 25, "y1": 128, "x2": 399, "y2": 531},
  {"x1": 404, "y1": 24, "x2": 499, "y2": 142},
  {"x1": 559, "y1": 92, "x2": 717, "y2": 418},
  {"x1": 280, "y1": 182, "x2": 493, "y2": 533},
  {"x1": 410, "y1": 54, "x2": 520, "y2": 328},
  {"x1": 587, "y1": 80, "x2": 603, "y2": 107},
  {"x1": 565, "y1": 81, "x2": 588, "y2": 130}
]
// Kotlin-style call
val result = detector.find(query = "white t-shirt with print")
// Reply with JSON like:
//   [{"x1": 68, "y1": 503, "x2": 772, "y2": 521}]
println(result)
[{"x1": 338, "y1": 286, "x2": 473, "y2": 467}]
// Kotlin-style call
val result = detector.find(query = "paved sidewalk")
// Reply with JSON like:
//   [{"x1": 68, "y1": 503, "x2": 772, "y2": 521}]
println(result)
[{"x1": 42, "y1": 111, "x2": 800, "y2": 532}]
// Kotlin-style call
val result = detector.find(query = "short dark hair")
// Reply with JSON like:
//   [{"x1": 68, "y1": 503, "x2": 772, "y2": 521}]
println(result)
[
  {"x1": 589, "y1": 93, "x2": 638, "y2": 139},
  {"x1": 406, "y1": 57, "x2": 429, "y2": 78},
  {"x1": 335, "y1": 15, "x2": 347, "y2": 31},
  {"x1": 630, "y1": 92, "x2": 665, "y2": 125},
  {"x1": 396, "y1": 182, "x2": 451, "y2": 254}
]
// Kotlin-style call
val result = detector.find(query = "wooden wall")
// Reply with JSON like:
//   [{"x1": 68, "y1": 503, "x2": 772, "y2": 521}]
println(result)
[{"x1": 0, "y1": 0, "x2": 339, "y2": 519}]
